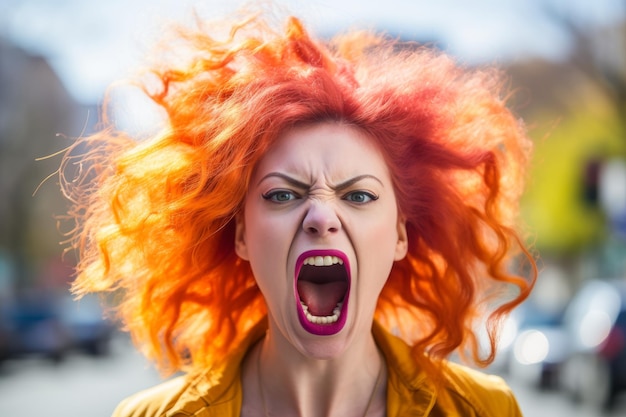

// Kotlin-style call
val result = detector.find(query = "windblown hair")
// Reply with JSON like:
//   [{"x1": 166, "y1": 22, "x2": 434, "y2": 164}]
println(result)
[{"x1": 61, "y1": 11, "x2": 536, "y2": 379}]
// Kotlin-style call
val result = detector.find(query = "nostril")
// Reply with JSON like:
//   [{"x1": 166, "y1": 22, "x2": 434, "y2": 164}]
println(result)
[
  {"x1": 302, "y1": 202, "x2": 341, "y2": 235},
  {"x1": 304, "y1": 225, "x2": 339, "y2": 235}
]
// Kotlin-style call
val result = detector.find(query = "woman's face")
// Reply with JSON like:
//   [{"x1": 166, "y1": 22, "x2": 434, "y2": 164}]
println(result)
[{"x1": 235, "y1": 122, "x2": 407, "y2": 358}]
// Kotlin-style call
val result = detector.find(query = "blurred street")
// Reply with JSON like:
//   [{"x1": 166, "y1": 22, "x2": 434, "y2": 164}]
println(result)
[
  {"x1": 508, "y1": 375, "x2": 626, "y2": 417},
  {"x1": 0, "y1": 334, "x2": 163, "y2": 417},
  {"x1": 0, "y1": 337, "x2": 624, "y2": 417}
]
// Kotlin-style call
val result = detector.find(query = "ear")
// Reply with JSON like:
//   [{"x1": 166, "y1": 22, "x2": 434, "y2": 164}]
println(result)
[
  {"x1": 394, "y1": 215, "x2": 408, "y2": 261},
  {"x1": 234, "y1": 213, "x2": 249, "y2": 260}
]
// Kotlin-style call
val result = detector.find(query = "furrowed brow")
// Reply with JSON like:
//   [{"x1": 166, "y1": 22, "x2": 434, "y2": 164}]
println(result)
[
  {"x1": 330, "y1": 175, "x2": 384, "y2": 192},
  {"x1": 257, "y1": 172, "x2": 310, "y2": 189}
]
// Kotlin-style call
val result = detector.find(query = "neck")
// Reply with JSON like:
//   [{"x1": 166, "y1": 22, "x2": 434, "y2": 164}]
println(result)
[{"x1": 241, "y1": 323, "x2": 386, "y2": 417}]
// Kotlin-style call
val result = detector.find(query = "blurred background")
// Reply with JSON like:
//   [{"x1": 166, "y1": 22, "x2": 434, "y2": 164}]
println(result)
[{"x1": 0, "y1": 0, "x2": 625, "y2": 416}]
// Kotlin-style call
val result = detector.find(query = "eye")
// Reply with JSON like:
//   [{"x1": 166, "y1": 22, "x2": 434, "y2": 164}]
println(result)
[
  {"x1": 262, "y1": 190, "x2": 300, "y2": 203},
  {"x1": 343, "y1": 191, "x2": 378, "y2": 204}
]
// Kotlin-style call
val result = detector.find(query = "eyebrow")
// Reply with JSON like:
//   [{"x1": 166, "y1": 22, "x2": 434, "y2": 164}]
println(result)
[{"x1": 257, "y1": 172, "x2": 384, "y2": 191}]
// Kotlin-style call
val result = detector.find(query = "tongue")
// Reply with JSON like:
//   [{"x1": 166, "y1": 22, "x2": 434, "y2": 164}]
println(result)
[{"x1": 297, "y1": 281, "x2": 348, "y2": 316}]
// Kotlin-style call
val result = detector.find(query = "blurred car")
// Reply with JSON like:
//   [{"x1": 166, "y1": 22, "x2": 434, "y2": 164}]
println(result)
[
  {"x1": 58, "y1": 293, "x2": 115, "y2": 356},
  {"x1": 506, "y1": 299, "x2": 569, "y2": 388},
  {"x1": 2, "y1": 291, "x2": 114, "y2": 362},
  {"x1": 0, "y1": 303, "x2": 13, "y2": 365},
  {"x1": 4, "y1": 291, "x2": 70, "y2": 362},
  {"x1": 559, "y1": 278, "x2": 626, "y2": 410},
  {"x1": 493, "y1": 265, "x2": 572, "y2": 387}
]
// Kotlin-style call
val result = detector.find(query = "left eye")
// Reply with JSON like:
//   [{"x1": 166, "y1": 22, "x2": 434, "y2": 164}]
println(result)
[
  {"x1": 263, "y1": 190, "x2": 299, "y2": 202},
  {"x1": 343, "y1": 191, "x2": 378, "y2": 204}
]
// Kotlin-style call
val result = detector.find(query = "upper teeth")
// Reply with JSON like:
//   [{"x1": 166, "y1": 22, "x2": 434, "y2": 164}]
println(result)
[{"x1": 303, "y1": 256, "x2": 344, "y2": 266}]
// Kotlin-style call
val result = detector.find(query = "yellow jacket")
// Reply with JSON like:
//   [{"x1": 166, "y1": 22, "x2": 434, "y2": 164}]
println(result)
[{"x1": 113, "y1": 321, "x2": 522, "y2": 416}]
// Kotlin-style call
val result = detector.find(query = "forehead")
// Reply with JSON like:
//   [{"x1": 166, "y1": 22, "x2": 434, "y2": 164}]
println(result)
[{"x1": 253, "y1": 122, "x2": 390, "y2": 180}]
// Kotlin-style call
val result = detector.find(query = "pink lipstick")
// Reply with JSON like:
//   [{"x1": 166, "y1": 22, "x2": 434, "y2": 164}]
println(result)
[{"x1": 294, "y1": 249, "x2": 350, "y2": 336}]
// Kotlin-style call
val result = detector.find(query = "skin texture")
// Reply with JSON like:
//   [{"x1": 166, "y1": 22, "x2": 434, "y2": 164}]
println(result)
[{"x1": 235, "y1": 122, "x2": 407, "y2": 416}]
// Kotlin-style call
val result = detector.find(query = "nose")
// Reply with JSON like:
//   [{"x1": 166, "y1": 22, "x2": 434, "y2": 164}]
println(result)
[{"x1": 302, "y1": 200, "x2": 341, "y2": 236}]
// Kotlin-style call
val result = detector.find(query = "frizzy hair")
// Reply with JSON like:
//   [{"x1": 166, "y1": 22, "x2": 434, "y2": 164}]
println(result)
[{"x1": 60, "y1": 12, "x2": 536, "y2": 378}]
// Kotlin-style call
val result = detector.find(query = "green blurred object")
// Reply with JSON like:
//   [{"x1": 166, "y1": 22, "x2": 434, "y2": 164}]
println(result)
[{"x1": 521, "y1": 99, "x2": 626, "y2": 253}]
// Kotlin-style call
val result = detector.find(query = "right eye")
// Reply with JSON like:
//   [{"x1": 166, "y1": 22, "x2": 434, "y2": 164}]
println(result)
[{"x1": 262, "y1": 190, "x2": 299, "y2": 203}]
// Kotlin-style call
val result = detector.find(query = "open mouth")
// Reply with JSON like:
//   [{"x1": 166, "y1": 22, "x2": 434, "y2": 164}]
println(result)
[{"x1": 294, "y1": 250, "x2": 350, "y2": 336}]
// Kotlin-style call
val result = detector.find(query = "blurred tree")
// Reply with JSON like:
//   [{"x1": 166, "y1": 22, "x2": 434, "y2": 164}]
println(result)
[
  {"x1": 546, "y1": 3, "x2": 626, "y2": 117},
  {"x1": 507, "y1": 6, "x2": 625, "y2": 275},
  {"x1": 520, "y1": 90, "x2": 624, "y2": 252}
]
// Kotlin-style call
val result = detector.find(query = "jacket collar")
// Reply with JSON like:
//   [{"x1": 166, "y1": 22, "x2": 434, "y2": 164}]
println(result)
[
  {"x1": 162, "y1": 318, "x2": 268, "y2": 416},
  {"x1": 168, "y1": 318, "x2": 437, "y2": 416},
  {"x1": 372, "y1": 321, "x2": 437, "y2": 416}
]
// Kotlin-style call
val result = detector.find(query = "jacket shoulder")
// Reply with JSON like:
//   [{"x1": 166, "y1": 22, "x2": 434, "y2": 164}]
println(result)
[
  {"x1": 442, "y1": 361, "x2": 522, "y2": 417},
  {"x1": 111, "y1": 376, "x2": 191, "y2": 417}
]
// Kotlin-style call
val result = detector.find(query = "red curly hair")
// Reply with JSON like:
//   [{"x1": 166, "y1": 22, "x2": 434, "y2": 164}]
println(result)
[{"x1": 60, "y1": 11, "x2": 536, "y2": 378}]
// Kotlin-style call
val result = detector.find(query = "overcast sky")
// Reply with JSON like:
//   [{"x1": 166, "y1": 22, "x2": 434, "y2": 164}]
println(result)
[{"x1": 1, "y1": 0, "x2": 624, "y2": 104}]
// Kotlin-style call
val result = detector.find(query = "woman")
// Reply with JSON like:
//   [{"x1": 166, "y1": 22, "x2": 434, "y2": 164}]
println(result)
[{"x1": 60, "y1": 8, "x2": 536, "y2": 417}]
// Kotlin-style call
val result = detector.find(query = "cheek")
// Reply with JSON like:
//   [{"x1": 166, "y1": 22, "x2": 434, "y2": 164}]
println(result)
[
  {"x1": 243, "y1": 208, "x2": 296, "y2": 291},
  {"x1": 245, "y1": 209, "x2": 291, "y2": 255},
  {"x1": 369, "y1": 202, "x2": 400, "y2": 248},
  {"x1": 356, "y1": 213, "x2": 400, "y2": 288}
]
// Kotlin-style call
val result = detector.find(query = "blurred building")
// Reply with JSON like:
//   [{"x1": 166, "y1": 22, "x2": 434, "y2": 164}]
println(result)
[{"x1": 0, "y1": 36, "x2": 92, "y2": 294}]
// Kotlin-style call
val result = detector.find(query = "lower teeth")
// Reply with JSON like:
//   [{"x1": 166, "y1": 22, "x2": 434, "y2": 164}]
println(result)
[{"x1": 301, "y1": 302, "x2": 343, "y2": 324}]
